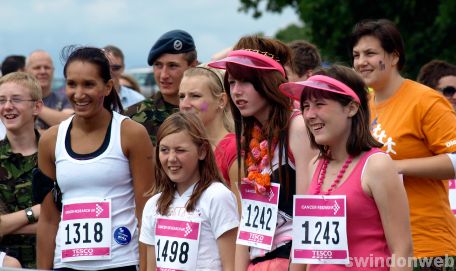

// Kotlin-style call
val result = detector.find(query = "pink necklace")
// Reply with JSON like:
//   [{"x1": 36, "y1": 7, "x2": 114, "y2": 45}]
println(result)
[{"x1": 316, "y1": 156, "x2": 353, "y2": 195}]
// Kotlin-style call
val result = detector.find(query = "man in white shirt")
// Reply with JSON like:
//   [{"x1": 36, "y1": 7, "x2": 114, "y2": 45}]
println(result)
[{"x1": 103, "y1": 45, "x2": 145, "y2": 109}]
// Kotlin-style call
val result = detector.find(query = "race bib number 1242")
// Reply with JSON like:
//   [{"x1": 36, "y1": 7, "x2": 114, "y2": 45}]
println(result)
[{"x1": 237, "y1": 183, "x2": 280, "y2": 251}]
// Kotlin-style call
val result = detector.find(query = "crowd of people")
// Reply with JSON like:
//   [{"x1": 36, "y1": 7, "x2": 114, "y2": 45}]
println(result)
[{"x1": 0, "y1": 18, "x2": 455, "y2": 271}]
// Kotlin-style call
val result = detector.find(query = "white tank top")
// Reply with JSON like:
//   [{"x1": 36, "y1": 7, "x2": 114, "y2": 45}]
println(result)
[
  {"x1": 0, "y1": 251, "x2": 6, "y2": 268},
  {"x1": 53, "y1": 112, "x2": 139, "y2": 270}
]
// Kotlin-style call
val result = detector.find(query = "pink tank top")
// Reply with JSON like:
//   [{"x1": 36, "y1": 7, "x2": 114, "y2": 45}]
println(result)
[
  {"x1": 214, "y1": 133, "x2": 237, "y2": 186},
  {"x1": 307, "y1": 149, "x2": 390, "y2": 271}
]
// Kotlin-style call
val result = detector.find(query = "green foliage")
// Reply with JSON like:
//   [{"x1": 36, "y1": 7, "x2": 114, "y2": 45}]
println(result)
[
  {"x1": 274, "y1": 23, "x2": 309, "y2": 43},
  {"x1": 238, "y1": 0, "x2": 456, "y2": 78}
]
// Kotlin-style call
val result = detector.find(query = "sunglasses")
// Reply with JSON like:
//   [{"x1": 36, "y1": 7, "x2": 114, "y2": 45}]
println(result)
[
  {"x1": 110, "y1": 64, "x2": 123, "y2": 72},
  {"x1": 440, "y1": 86, "x2": 456, "y2": 98}
]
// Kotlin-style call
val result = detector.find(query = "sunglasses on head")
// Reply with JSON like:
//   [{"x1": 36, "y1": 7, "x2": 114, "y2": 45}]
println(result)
[
  {"x1": 440, "y1": 86, "x2": 456, "y2": 98},
  {"x1": 110, "y1": 64, "x2": 123, "y2": 72}
]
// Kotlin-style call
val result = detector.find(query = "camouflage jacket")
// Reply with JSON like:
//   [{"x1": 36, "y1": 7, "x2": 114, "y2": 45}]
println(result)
[
  {"x1": 0, "y1": 131, "x2": 39, "y2": 268},
  {"x1": 124, "y1": 92, "x2": 178, "y2": 145}
]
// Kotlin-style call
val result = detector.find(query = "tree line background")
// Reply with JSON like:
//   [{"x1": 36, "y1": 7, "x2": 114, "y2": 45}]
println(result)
[{"x1": 238, "y1": 0, "x2": 456, "y2": 79}]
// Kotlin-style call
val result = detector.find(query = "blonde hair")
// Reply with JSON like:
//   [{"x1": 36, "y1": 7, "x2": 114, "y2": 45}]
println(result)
[
  {"x1": 0, "y1": 71, "x2": 43, "y2": 100},
  {"x1": 183, "y1": 65, "x2": 234, "y2": 132}
]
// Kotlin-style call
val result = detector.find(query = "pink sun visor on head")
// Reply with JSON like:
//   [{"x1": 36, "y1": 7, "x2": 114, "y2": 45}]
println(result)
[
  {"x1": 208, "y1": 49, "x2": 286, "y2": 77},
  {"x1": 279, "y1": 75, "x2": 361, "y2": 104}
]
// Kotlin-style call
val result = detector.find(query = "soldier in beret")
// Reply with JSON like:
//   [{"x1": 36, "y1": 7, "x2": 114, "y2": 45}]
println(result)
[{"x1": 125, "y1": 29, "x2": 198, "y2": 145}]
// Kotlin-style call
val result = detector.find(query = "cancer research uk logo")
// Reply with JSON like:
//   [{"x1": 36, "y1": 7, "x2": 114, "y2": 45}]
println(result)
[
  {"x1": 332, "y1": 200, "x2": 340, "y2": 215},
  {"x1": 156, "y1": 220, "x2": 196, "y2": 238},
  {"x1": 95, "y1": 204, "x2": 104, "y2": 217},
  {"x1": 184, "y1": 223, "x2": 193, "y2": 237},
  {"x1": 63, "y1": 202, "x2": 109, "y2": 219}
]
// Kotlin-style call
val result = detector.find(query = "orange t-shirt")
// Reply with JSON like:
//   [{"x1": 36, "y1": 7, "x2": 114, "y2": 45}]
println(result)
[{"x1": 369, "y1": 79, "x2": 456, "y2": 258}]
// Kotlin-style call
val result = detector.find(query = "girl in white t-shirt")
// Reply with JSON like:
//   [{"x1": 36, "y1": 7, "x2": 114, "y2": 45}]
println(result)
[{"x1": 140, "y1": 112, "x2": 239, "y2": 271}]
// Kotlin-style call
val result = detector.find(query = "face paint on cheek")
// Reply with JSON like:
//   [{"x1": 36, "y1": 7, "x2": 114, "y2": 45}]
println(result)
[
  {"x1": 379, "y1": 61, "x2": 385, "y2": 71},
  {"x1": 199, "y1": 102, "x2": 209, "y2": 112}
]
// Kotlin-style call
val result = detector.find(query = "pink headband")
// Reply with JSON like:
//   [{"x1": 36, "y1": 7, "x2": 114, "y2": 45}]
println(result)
[
  {"x1": 208, "y1": 49, "x2": 286, "y2": 77},
  {"x1": 279, "y1": 75, "x2": 361, "y2": 104}
]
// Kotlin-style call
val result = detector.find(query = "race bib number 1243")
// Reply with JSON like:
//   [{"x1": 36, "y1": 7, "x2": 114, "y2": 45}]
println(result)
[{"x1": 292, "y1": 195, "x2": 349, "y2": 265}]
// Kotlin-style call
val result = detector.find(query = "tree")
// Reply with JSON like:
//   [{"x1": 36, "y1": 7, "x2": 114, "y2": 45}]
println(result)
[{"x1": 239, "y1": 0, "x2": 456, "y2": 78}]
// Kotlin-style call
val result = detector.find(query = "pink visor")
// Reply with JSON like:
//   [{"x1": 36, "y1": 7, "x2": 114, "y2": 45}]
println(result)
[
  {"x1": 208, "y1": 49, "x2": 286, "y2": 77},
  {"x1": 279, "y1": 75, "x2": 361, "y2": 104}
]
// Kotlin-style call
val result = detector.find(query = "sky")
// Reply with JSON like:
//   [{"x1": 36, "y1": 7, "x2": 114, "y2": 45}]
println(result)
[{"x1": 0, "y1": 0, "x2": 299, "y2": 78}]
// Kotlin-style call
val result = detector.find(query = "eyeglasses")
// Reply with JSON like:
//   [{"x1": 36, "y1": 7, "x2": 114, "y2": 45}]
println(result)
[
  {"x1": 0, "y1": 98, "x2": 36, "y2": 106},
  {"x1": 440, "y1": 86, "x2": 456, "y2": 98},
  {"x1": 110, "y1": 64, "x2": 123, "y2": 72}
]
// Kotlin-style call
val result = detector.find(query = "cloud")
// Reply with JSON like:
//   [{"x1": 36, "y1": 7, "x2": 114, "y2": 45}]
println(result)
[{"x1": 0, "y1": 0, "x2": 298, "y2": 75}]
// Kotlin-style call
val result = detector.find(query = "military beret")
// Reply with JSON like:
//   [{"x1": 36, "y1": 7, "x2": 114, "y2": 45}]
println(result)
[{"x1": 147, "y1": 30, "x2": 196, "y2": 65}]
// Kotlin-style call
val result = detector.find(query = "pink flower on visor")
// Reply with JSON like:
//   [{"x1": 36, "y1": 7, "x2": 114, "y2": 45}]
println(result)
[
  {"x1": 208, "y1": 49, "x2": 286, "y2": 77},
  {"x1": 279, "y1": 75, "x2": 361, "y2": 104}
]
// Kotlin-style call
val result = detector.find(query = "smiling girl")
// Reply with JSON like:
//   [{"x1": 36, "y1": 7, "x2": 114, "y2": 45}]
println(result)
[
  {"x1": 280, "y1": 65, "x2": 412, "y2": 271},
  {"x1": 140, "y1": 112, "x2": 239, "y2": 271}
]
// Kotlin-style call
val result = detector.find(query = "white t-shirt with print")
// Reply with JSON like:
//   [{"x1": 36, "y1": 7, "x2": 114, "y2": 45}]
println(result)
[{"x1": 140, "y1": 182, "x2": 239, "y2": 271}]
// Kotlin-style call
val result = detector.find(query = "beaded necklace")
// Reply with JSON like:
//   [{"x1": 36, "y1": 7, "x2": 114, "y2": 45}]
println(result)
[{"x1": 315, "y1": 156, "x2": 353, "y2": 195}]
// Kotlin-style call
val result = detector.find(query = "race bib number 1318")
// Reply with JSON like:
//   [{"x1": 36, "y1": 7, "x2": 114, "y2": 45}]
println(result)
[{"x1": 60, "y1": 199, "x2": 112, "y2": 262}]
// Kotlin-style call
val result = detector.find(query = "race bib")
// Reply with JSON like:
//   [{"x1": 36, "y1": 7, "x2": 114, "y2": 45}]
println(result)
[
  {"x1": 449, "y1": 179, "x2": 456, "y2": 215},
  {"x1": 60, "y1": 198, "x2": 112, "y2": 262},
  {"x1": 292, "y1": 195, "x2": 349, "y2": 265},
  {"x1": 237, "y1": 183, "x2": 280, "y2": 251},
  {"x1": 155, "y1": 217, "x2": 201, "y2": 271}
]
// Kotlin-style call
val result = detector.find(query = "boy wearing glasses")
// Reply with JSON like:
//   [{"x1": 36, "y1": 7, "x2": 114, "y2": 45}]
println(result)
[
  {"x1": 103, "y1": 45, "x2": 145, "y2": 108},
  {"x1": 125, "y1": 29, "x2": 198, "y2": 145},
  {"x1": 0, "y1": 72, "x2": 43, "y2": 268}
]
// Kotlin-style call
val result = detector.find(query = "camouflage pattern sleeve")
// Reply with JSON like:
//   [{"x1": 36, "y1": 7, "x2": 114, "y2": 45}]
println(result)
[
  {"x1": 124, "y1": 92, "x2": 178, "y2": 145},
  {"x1": 0, "y1": 137, "x2": 39, "y2": 268}
]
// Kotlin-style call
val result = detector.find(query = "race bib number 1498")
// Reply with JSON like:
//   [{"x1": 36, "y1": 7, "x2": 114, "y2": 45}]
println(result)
[{"x1": 155, "y1": 217, "x2": 201, "y2": 271}]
